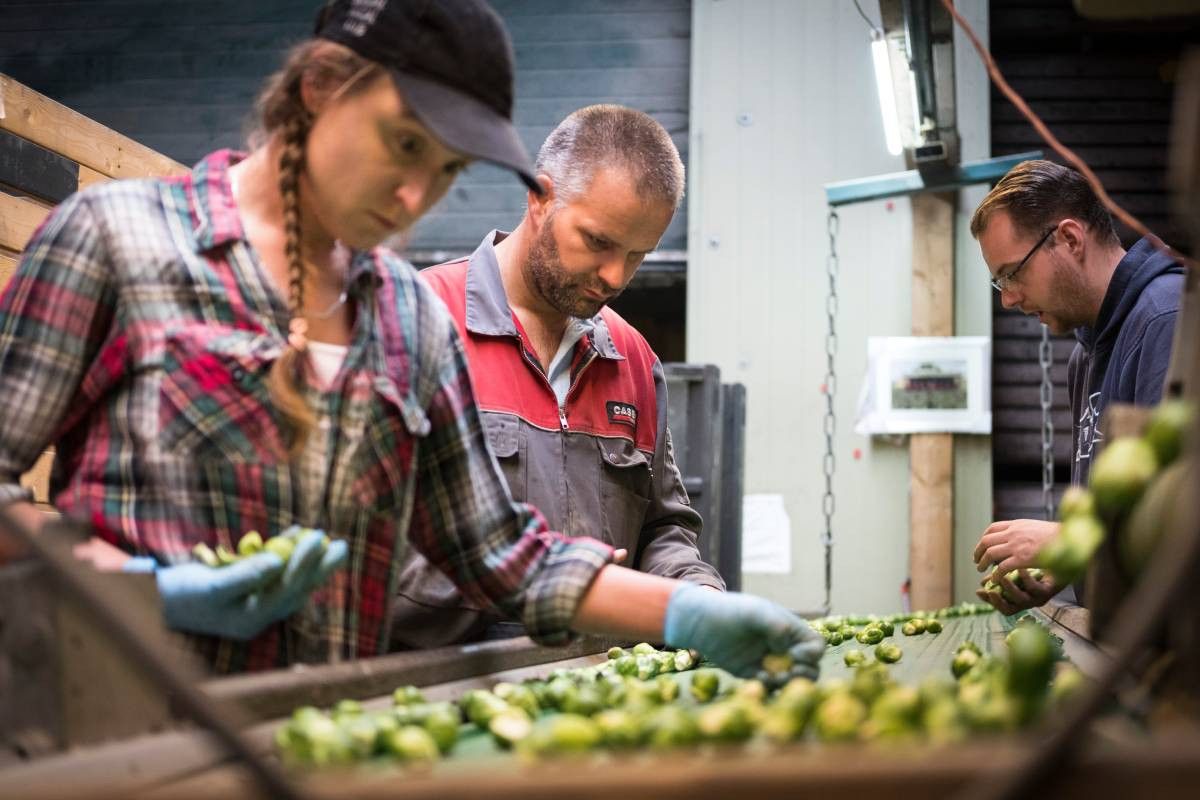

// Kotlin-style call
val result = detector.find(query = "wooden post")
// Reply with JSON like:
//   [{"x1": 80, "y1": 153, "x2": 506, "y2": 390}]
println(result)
[{"x1": 910, "y1": 191, "x2": 956, "y2": 610}]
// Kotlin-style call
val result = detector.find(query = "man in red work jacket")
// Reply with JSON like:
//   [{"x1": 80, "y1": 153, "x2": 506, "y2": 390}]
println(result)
[{"x1": 390, "y1": 105, "x2": 725, "y2": 648}]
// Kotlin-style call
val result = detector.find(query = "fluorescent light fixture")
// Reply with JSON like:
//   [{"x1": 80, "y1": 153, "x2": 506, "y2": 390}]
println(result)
[{"x1": 870, "y1": 30, "x2": 903, "y2": 156}]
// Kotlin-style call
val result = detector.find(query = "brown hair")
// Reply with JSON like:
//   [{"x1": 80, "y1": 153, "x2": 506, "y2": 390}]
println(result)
[
  {"x1": 251, "y1": 41, "x2": 378, "y2": 455},
  {"x1": 534, "y1": 104, "x2": 685, "y2": 209},
  {"x1": 970, "y1": 159, "x2": 1119, "y2": 246}
]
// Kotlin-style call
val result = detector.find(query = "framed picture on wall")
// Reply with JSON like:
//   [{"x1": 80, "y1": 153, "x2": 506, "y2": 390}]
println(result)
[{"x1": 855, "y1": 336, "x2": 991, "y2": 435}]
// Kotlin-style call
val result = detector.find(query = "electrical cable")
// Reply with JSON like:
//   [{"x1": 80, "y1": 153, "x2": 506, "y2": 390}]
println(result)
[
  {"x1": 939, "y1": 1, "x2": 1200, "y2": 798},
  {"x1": 0, "y1": 509, "x2": 310, "y2": 800},
  {"x1": 852, "y1": 0, "x2": 883, "y2": 35},
  {"x1": 940, "y1": 0, "x2": 1196, "y2": 271}
]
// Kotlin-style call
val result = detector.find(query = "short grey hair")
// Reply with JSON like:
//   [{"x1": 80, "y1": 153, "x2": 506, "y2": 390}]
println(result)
[{"x1": 534, "y1": 104, "x2": 685, "y2": 208}]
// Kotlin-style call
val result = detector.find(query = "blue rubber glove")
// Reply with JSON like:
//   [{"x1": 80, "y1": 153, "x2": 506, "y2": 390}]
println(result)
[
  {"x1": 663, "y1": 583, "x2": 826, "y2": 683},
  {"x1": 124, "y1": 529, "x2": 349, "y2": 641}
]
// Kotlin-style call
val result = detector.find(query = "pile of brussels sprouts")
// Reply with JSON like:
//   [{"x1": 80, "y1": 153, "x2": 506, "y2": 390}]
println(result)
[{"x1": 275, "y1": 618, "x2": 1085, "y2": 767}]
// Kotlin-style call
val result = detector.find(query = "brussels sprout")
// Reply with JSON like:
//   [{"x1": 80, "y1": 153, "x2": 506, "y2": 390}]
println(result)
[
  {"x1": 331, "y1": 698, "x2": 363, "y2": 720},
  {"x1": 877, "y1": 621, "x2": 895, "y2": 637},
  {"x1": 383, "y1": 725, "x2": 440, "y2": 763},
  {"x1": 192, "y1": 542, "x2": 221, "y2": 567},
  {"x1": 1058, "y1": 486, "x2": 1096, "y2": 520},
  {"x1": 264, "y1": 535, "x2": 296, "y2": 563},
  {"x1": 775, "y1": 676, "x2": 820, "y2": 713},
  {"x1": 488, "y1": 707, "x2": 534, "y2": 748},
  {"x1": 956, "y1": 640, "x2": 982, "y2": 656},
  {"x1": 1039, "y1": 513, "x2": 1104, "y2": 585},
  {"x1": 631, "y1": 642, "x2": 658, "y2": 656},
  {"x1": 546, "y1": 714, "x2": 604, "y2": 754},
  {"x1": 861, "y1": 685, "x2": 921, "y2": 742},
  {"x1": 874, "y1": 643, "x2": 902, "y2": 664},
  {"x1": 925, "y1": 619, "x2": 943, "y2": 634},
  {"x1": 635, "y1": 654, "x2": 660, "y2": 680},
  {"x1": 828, "y1": 631, "x2": 845, "y2": 646},
  {"x1": 696, "y1": 700, "x2": 758, "y2": 742},
  {"x1": 958, "y1": 682, "x2": 1020, "y2": 733},
  {"x1": 922, "y1": 697, "x2": 968, "y2": 744},
  {"x1": 860, "y1": 626, "x2": 884, "y2": 645},
  {"x1": 237, "y1": 530, "x2": 263, "y2": 556},
  {"x1": 594, "y1": 708, "x2": 643, "y2": 748},
  {"x1": 910, "y1": 619, "x2": 927, "y2": 634},
  {"x1": 850, "y1": 663, "x2": 892, "y2": 705},
  {"x1": 690, "y1": 668, "x2": 721, "y2": 703},
  {"x1": 545, "y1": 677, "x2": 577, "y2": 710},
  {"x1": 761, "y1": 652, "x2": 795, "y2": 675},
  {"x1": 734, "y1": 679, "x2": 767, "y2": 704},
  {"x1": 1144, "y1": 400, "x2": 1194, "y2": 468},
  {"x1": 654, "y1": 651, "x2": 677, "y2": 673},
  {"x1": 951, "y1": 649, "x2": 981, "y2": 679},
  {"x1": 462, "y1": 690, "x2": 509, "y2": 728},
  {"x1": 673, "y1": 649, "x2": 697, "y2": 672},
  {"x1": 277, "y1": 711, "x2": 353, "y2": 766},
  {"x1": 340, "y1": 714, "x2": 380, "y2": 759},
  {"x1": 1005, "y1": 623, "x2": 1057, "y2": 718},
  {"x1": 393, "y1": 685, "x2": 425, "y2": 706},
  {"x1": 655, "y1": 674, "x2": 680, "y2": 703},
  {"x1": 844, "y1": 649, "x2": 867, "y2": 667},
  {"x1": 838, "y1": 625, "x2": 856, "y2": 639},
  {"x1": 613, "y1": 654, "x2": 638, "y2": 677},
  {"x1": 758, "y1": 703, "x2": 805, "y2": 743},
  {"x1": 606, "y1": 646, "x2": 627, "y2": 660},
  {"x1": 642, "y1": 705, "x2": 701, "y2": 749},
  {"x1": 421, "y1": 705, "x2": 460, "y2": 754},
  {"x1": 493, "y1": 682, "x2": 540, "y2": 718},
  {"x1": 1090, "y1": 436, "x2": 1158, "y2": 515},
  {"x1": 562, "y1": 684, "x2": 605, "y2": 717},
  {"x1": 1050, "y1": 666, "x2": 1089, "y2": 707},
  {"x1": 901, "y1": 622, "x2": 918, "y2": 636},
  {"x1": 812, "y1": 692, "x2": 867, "y2": 742}
]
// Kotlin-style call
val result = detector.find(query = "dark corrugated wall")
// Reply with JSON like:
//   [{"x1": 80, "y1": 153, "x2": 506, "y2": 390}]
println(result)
[
  {"x1": 0, "y1": 0, "x2": 691, "y2": 255},
  {"x1": 988, "y1": 0, "x2": 1199, "y2": 520}
]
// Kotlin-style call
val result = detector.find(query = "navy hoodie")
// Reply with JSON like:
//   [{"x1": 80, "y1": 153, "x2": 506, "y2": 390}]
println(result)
[{"x1": 1068, "y1": 237, "x2": 1185, "y2": 487}]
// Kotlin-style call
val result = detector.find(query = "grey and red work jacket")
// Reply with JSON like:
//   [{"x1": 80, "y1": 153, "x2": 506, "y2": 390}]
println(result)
[{"x1": 390, "y1": 232, "x2": 724, "y2": 648}]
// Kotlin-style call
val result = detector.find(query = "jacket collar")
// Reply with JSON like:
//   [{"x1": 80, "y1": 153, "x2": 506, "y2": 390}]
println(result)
[{"x1": 464, "y1": 231, "x2": 624, "y2": 360}]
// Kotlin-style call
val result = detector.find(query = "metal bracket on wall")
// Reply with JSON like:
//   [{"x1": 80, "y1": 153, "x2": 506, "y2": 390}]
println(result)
[{"x1": 823, "y1": 150, "x2": 1043, "y2": 208}]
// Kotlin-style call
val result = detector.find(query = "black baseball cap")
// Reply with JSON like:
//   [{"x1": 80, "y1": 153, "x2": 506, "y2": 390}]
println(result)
[{"x1": 315, "y1": 0, "x2": 540, "y2": 193}]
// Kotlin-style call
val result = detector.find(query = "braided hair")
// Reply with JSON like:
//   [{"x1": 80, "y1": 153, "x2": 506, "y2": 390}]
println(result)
[{"x1": 252, "y1": 41, "x2": 376, "y2": 456}]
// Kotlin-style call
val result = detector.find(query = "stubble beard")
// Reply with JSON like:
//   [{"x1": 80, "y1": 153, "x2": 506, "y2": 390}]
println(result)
[
  {"x1": 526, "y1": 214, "x2": 617, "y2": 320},
  {"x1": 1042, "y1": 254, "x2": 1094, "y2": 334}
]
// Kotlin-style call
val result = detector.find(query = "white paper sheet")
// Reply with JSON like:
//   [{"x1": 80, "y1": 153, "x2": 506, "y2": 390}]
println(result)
[{"x1": 741, "y1": 493, "x2": 792, "y2": 574}]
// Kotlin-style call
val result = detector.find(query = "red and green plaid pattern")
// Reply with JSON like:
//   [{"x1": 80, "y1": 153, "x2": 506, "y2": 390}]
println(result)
[{"x1": 0, "y1": 150, "x2": 613, "y2": 672}]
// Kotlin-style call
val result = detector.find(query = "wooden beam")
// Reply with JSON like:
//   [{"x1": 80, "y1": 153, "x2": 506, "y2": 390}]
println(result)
[
  {"x1": 77, "y1": 164, "x2": 108, "y2": 191},
  {"x1": 910, "y1": 191, "x2": 956, "y2": 610},
  {"x1": 0, "y1": 74, "x2": 186, "y2": 180},
  {"x1": 19, "y1": 448, "x2": 56, "y2": 504},
  {"x1": 1, "y1": 245, "x2": 19, "y2": 287},
  {"x1": 0, "y1": 190, "x2": 51, "y2": 253}
]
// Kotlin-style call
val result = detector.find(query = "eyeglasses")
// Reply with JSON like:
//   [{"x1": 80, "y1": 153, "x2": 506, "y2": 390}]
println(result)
[{"x1": 990, "y1": 223, "x2": 1058, "y2": 292}]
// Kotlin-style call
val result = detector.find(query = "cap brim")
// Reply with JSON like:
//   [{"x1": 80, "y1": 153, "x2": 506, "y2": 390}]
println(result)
[{"x1": 388, "y1": 70, "x2": 541, "y2": 195}]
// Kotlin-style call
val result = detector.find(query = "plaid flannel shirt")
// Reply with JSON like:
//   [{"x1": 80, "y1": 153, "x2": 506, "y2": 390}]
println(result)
[{"x1": 0, "y1": 150, "x2": 612, "y2": 672}]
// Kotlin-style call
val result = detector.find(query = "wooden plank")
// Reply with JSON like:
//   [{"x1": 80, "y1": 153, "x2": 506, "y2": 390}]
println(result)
[
  {"x1": 910, "y1": 191, "x2": 955, "y2": 611},
  {"x1": 0, "y1": 74, "x2": 186, "y2": 180},
  {"x1": 18, "y1": 448, "x2": 55, "y2": 504},
  {"x1": 0, "y1": 190, "x2": 51, "y2": 252},
  {"x1": 1, "y1": 246, "x2": 19, "y2": 287},
  {"x1": 76, "y1": 165, "x2": 108, "y2": 191}
]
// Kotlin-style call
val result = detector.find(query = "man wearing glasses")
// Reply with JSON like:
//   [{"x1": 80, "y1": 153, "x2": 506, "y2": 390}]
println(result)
[{"x1": 967, "y1": 159, "x2": 1185, "y2": 613}]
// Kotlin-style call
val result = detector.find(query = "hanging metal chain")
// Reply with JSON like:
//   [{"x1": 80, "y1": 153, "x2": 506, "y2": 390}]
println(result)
[
  {"x1": 1039, "y1": 324, "x2": 1055, "y2": 520},
  {"x1": 821, "y1": 207, "x2": 839, "y2": 613}
]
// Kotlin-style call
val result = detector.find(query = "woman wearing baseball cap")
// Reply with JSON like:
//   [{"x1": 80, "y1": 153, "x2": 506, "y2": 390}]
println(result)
[{"x1": 0, "y1": 0, "x2": 823, "y2": 680}]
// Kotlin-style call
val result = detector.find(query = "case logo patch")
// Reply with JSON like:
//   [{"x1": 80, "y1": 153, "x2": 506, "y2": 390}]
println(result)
[{"x1": 606, "y1": 401, "x2": 638, "y2": 429}]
